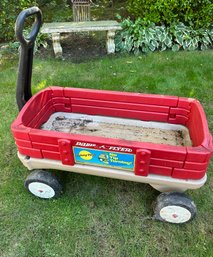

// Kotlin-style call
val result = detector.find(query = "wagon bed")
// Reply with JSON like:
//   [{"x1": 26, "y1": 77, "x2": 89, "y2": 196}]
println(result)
[
  {"x1": 12, "y1": 87, "x2": 213, "y2": 183},
  {"x1": 41, "y1": 112, "x2": 192, "y2": 147}
]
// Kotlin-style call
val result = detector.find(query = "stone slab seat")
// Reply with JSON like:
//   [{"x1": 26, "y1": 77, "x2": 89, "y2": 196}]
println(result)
[{"x1": 41, "y1": 21, "x2": 122, "y2": 57}]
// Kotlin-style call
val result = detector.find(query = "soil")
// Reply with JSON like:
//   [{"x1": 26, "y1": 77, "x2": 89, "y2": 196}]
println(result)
[
  {"x1": 39, "y1": 32, "x2": 108, "y2": 63},
  {"x1": 41, "y1": 113, "x2": 192, "y2": 147}
]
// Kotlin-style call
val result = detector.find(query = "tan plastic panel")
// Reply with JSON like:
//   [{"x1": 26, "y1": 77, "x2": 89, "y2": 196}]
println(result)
[{"x1": 18, "y1": 152, "x2": 206, "y2": 193}]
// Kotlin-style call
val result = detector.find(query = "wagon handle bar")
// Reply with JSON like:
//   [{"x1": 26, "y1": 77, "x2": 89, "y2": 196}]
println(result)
[
  {"x1": 15, "y1": 6, "x2": 42, "y2": 46},
  {"x1": 15, "y1": 7, "x2": 42, "y2": 111}
]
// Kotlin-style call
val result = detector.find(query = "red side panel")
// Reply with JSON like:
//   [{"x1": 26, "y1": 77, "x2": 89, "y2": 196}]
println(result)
[
  {"x1": 18, "y1": 147, "x2": 43, "y2": 158},
  {"x1": 186, "y1": 147, "x2": 211, "y2": 163},
  {"x1": 149, "y1": 165, "x2": 172, "y2": 176},
  {"x1": 71, "y1": 98, "x2": 170, "y2": 113},
  {"x1": 170, "y1": 107, "x2": 190, "y2": 117},
  {"x1": 32, "y1": 142, "x2": 59, "y2": 152},
  {"x1": 72, "y1": 105, "x2": 168, "y2": 122},
  {"x1": 12, "y1": 124, "x2": 31, "y2": 141},
  {"x1": 36, "y1": 106, "x2": 55, "y2": 128},
  {"x1": 184, "y1": 161, "x2": 209, "y2": 170},
  {"x1": 21, "y1": 88, "x2": 53, "y2": 126},
  {"x1": 150, "y1": 158, "x2": 183, "y2": 168},
  {"x1": 42, "y1": 151, "x2": 61, "y2": 160},
  {"x1": 15, "y1": 139, "x2": 32, "y2": 148},
  {"x1": 172, "y1": 168, "x2": 206, "y2": 180},
  {"x1": 64, "y1": 88, "x2": 179, "y2": 106},
  {"x1": 168, "y1": 115, "x2": 188, "y2": 125},
  {"x1": 49, "y1": 86, "x2": 64, "y2": 97},
  {"x1": 149, "y1": 146, "x2": 186, "y2": 161},
  {"x1": 178, "y1": 98, "x2": 192, "y2": 109},
  {"x1": 28, "y1": 100, "x2": 54, "y2": 128},
  {"x1": 167, "y1": 97, "x2": 193, "y2": 125},
  {"x1": 66, "y1": 87, "x2": 179, "y2": 122},
  {"x1": 186, "y1": 100, "x2": 211, "y2": 147},
  {"x1": 53, "y1": 97, "x2": 71, "y2": 112}
]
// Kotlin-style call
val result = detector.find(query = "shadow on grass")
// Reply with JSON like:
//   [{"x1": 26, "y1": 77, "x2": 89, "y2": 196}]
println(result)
[{"x1": 59, "y1": 170, "x2": 158, "y2": 217}]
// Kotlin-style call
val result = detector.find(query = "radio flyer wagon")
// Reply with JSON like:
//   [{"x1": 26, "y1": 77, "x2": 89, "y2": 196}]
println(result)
[{"x1": 12, "y1": 7, "x2": 213, "y2": 224}]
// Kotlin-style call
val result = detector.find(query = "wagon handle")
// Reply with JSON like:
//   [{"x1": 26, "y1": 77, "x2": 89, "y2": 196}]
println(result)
[{"x1": 15, "y1": 7, "x2": 42, "y2": 111}]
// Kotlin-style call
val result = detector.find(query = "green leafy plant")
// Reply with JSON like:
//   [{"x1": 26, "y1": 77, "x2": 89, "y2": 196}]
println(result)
[
  {"x1": 34, "y1": 32, "x2": 50, "y2": 52},
  {"x1": 7, "y1": 31, "x2": 49, "y2": 54},
  {"x1": 0, "y1": 0, "x2": 36, "y2": 42},
  {"x1": 170, "y1": 23, "x2": 213, "y2": 51},
  {"x1": 115, "y1": 18, "x2": 213, "y2": 54},
  {"x1": 0, "y1": 0, "x2": 70, "y2": 42},
  {"x1": 127, "y1": 0, "x2": 213, "y2": 29}
]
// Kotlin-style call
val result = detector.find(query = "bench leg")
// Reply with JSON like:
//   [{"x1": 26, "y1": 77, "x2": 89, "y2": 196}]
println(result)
[
  {"x1": 52, "y1": 33, "x2": 63, "y2": 58},
  {"x1": 106, "y1": 30, "x2": 116, "y2": 54}
]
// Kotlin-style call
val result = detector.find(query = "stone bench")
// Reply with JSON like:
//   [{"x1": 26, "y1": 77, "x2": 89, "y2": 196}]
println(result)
[{"x1": 41, "y1": 21, "x2": 122, "y2": 58}]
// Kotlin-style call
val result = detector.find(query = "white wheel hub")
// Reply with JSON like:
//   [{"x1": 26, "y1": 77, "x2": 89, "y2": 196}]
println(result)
[
  {"x1": 28, "y1": 182, "x2": 55, "y2": 199},
  {"x1": 160, "y1": 205, "x2": 191, "y2": 223}
]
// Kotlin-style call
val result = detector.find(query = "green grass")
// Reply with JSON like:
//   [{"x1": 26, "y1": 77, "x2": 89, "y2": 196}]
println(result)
[{"x1": 0, "y1": 50, "x2": 213, "y2": 257}]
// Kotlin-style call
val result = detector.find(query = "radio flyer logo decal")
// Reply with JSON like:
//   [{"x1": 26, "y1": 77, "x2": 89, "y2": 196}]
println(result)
[{"x1": 75, "y1": 142, "x2": 133, "y2": 153}]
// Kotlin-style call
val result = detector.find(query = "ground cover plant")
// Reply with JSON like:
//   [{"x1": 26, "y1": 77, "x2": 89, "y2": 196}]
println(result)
[
  {"x1": 115, "y1": 18, "x2": 213, "y2": 54},
  {"x1": 0, "y1": 49, "x2": 213, "y2": 257}
]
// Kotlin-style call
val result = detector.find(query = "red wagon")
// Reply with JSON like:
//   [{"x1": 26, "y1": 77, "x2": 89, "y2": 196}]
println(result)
[{"x1": 12, "y1": 7, "x2": 213, "y2": 224}]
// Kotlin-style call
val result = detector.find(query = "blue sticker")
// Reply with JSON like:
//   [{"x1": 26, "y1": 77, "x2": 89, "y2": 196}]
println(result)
[{"x1": 73, "y1": 147, "x2": 135, "y2": 171}]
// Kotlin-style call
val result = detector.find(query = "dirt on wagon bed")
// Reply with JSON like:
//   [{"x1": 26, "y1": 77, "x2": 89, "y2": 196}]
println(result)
[{"x1": 41, "y1": 113, "x2": 192, "y2": 147}]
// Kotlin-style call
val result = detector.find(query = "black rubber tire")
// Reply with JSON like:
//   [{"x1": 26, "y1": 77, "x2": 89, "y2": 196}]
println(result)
[
  {"x1": 24, "y1": 170, "x2": 63, "y2": 199},
  {"x1": 153, "y1": 192, "x2": 197, "y2": 224}
]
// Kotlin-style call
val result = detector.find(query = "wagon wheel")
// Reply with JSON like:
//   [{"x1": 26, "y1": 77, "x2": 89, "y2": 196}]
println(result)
[
  {"x1": 153, "y1": 192, "x2": 197, "y2": 224},
  {"x1": 24, "y1": 170, "x2": 63, "y2": 199}
]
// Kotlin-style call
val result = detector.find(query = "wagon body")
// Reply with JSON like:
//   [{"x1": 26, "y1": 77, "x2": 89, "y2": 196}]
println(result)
[
  {"x1": 11, "y1": 7, "x2": 213, "y2": 223},
  {"x1": 11, "y1": 87, "x2": 213, "y2": 191}
]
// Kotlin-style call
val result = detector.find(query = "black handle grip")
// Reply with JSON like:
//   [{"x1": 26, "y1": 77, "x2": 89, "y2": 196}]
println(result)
[
  {"x1": 15, "y1": 7, "x2": 42, "y2": 111},
  {"x1": 15, "y1": 6, "x2": 42, "y2": 46}
]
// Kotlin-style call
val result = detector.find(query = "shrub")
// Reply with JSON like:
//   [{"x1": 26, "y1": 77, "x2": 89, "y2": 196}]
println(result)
[
  {"x1": 115, "y1": 18, "x2": 213, "y2": 54},
  {"x1": 127, "y1": 0, "x2": 213, "y2": 29},
  {"x1": 0, "y1": 0, "x2": 36, "y2": 42},
  {"x1": 0, "y1": 0, "x2": 69, "y2": 42}
]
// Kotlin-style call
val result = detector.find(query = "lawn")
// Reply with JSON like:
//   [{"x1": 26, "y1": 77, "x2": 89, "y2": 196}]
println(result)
[{"x1": 0, "y1": 50, "x2": 213, "y2": 257}]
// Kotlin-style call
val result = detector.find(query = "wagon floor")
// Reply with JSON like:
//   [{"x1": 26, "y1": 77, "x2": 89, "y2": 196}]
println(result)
[{"x1": 41, "y1": 112, "x2": 192, "y2": 146}]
